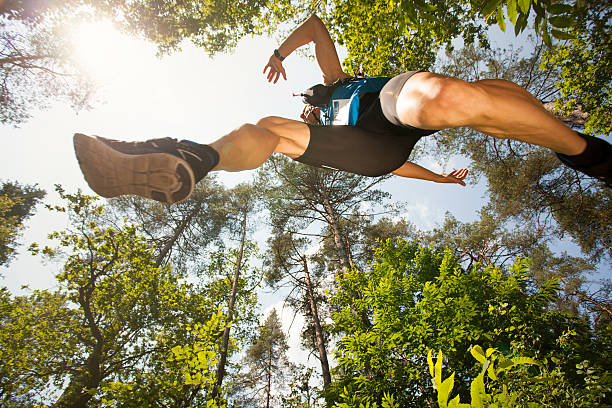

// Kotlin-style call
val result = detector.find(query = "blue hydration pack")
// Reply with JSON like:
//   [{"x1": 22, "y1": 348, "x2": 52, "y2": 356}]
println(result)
[{"x1": 301, "y1": 77, "x2": 391, "y2": 126}]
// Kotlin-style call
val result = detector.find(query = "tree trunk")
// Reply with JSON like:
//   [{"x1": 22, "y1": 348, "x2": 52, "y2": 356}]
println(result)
[
  {"x1": 302, "y1": 257, "x2": 332, "y2": 388},
  {"x1": 542, "y1": 101, "x2": 589, "y2": 127},
  {"x1": 53, "y1": 350, "x2": 102, "y2": 408},
  {"x1": 54, "y1": 288, "x2": 103, "y2": 408},
  {"x1": 154, "y1": 201, "x2": 202, "y2": 267},
  {"x1": 265, "y1": 341, "x2": 273, "y2": 408},
  {"x1": 318, "y1": 179, "x2": 351, "y2": 275},
  {"x1": 212, "y1": 207, "x2": 247, "y2": 399}
]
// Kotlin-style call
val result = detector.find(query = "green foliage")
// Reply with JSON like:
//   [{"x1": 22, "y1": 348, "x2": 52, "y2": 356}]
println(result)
[
  {"x1": 325, "y1": 239, "x2": 611, "y2": 407},
  {"x1": 169, "y1": 311, "x2": 226, "y2": 407},
  {"x1": 0, "y1": 180, "x2": 45, "y2": 266},
  {"x1": 539, "y1": 0, "x2": 611, "y2": 135},
  {"x1": 0, "y1": 187, "x2": 241, "y2": 406},
  {"x1": 0, "y1": 287, "x2": 81, "y2": 405},
  {"x1": 429, "y1": 345, "x2": 611, "y2": 407},
  {"x1": 434, "y1": 42, "x2": 612, "y2": 264},
  {"x1": 1, "y1": 15, "x2": 96, "y2": 125}
]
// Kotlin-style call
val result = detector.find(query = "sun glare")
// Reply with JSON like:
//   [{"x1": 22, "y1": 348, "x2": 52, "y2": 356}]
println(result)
[{"x1": 72, "y1": 21, "x2": 146, "y2": 80}]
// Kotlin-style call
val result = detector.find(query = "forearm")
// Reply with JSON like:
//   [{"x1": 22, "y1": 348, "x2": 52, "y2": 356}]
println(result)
[
  {"x1": 276, "y1": 15, "x2": 320, "y2": 59},
  {"x1": 276, "y1": 14, "x2": 347, "y2": 84},
  {"x1": 391, "y1": 161, "x2": 444, "y2": 182}
]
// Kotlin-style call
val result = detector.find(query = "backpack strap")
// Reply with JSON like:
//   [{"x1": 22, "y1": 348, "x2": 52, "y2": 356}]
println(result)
[{"x1": 301, "y1": 77, "x2": 358, "y2": 108}]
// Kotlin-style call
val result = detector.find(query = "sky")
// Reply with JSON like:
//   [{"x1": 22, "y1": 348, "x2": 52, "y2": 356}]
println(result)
[{"x1": 0, "y1": 19, "x2": 602, "y2": 374}]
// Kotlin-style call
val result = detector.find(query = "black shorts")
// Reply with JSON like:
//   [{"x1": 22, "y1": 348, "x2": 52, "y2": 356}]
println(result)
[{"x1": 294, "y1": 71, "x2": 438, "y2": 177}]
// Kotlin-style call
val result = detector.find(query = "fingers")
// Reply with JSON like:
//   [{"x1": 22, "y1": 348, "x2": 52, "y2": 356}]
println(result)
[
  {"x1": 263, "y1": 58, "x2": 287, "y2": 84},
  {"x1": 448, "y1": 168, "x2": 468, "y2": 179}
]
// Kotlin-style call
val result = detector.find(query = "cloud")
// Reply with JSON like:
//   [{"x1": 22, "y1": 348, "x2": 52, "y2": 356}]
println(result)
[{"x1": 397, "y1": 202, "x2": 445, "y2": 230}]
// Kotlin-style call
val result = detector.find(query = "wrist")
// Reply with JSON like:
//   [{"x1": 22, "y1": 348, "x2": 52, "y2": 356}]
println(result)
[{"x1": 273, "y1": 49, "x2": 285, "y2": 61}]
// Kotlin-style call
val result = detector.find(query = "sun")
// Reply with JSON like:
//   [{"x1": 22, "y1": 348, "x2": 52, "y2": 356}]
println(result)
[{"x1": 71, "y1": 20, "x2": 142, "y2": 81}]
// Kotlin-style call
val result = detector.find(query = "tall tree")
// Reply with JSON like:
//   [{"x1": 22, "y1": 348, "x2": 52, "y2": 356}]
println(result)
[
  {"x1": 240, "y1": 309, "x2": 291, "y2": 408},
  {"x1": 431, "y1": 42, "x2": 611, "y2": 263},
  {"x1": 211, "y1": 183, "x2": 263, "y2": 401},
  {"x1": 259, "y1": 156, "x2": 391, "y2": 277},
  {"x1": 266, "y1": 231, "x2": 332, "y2": 389},
  {"x1": 0, "y1": 180, "x2": 44, "y2": 266},
  {"x1": 12, "y1": 188, "x2": 227, "y2": 407}
]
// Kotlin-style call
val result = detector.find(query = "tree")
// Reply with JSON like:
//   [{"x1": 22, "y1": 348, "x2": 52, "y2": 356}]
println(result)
[
  {"x1": 239, "y1": 309, "x2": 291, "y2": 408},
  {"x1": 108, "y1": 177, "x2": 229, "y2": 271},
  {"x1": 211, "y1": 183, "x2": 263, "y2": 401},
  {"x1": 0, "y1": 180, "x2": 44, "y2": 266},
  {"x1": 539, "y1": 0, "x2": 611, "y2": 136},
  {"x1": 431, "y1": 41, "x2": 612, "y2": 264},
  {"x1": 259, "y1": 156, "x2": 391, "y2": 276},
  {"x1": 0, "y1": 15, "x2": 96, "y2": 125},
  {"x1": 7, "y1": 188, "x2": 232, "y2": 407},
  {"x1": 0, "y1": 287, "x2": 81, "y2": 406},
  {"x1": 325, "y1": 239, "x2": 611, "y2": 407},
  {"x1": 266, "y1": 231, "x2": 332, "y2": 389}
]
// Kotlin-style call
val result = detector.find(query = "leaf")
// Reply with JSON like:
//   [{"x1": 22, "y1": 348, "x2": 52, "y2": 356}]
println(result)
[
  {"x1": 548, "y1": 4, "x2": 574, "y2": 14},
  {"x1": 549, "y1": 16, "x2": 574, "y2": 28},
  {"x1": 518, "y1": 0, "x2": 531, "y2": 14},
  {"x1": 506, "y1": 0, "x2": 518, "y2": 25},
  {"x1": 438, "y1": 372, "x2": 455, "y2": 407},
  {"x1": 551, "y1": 29, "x2": 575, "y2": 40},
  {"x1": 470, "y1": 372, "x2": 485, "y2": 407},
  {"x1": 511, "y1": 356, "x2": 540, "y2": 366},
  {"x1": 496, "y1": 4, "x2": 506, "y2": 32},
  {"x1": 435, "y1": 350, "x2": 443, "y2": 386},
  {"x1": 487, "y1": 360, "x2": 498, "y2": 380},
  {"x1": 515, "y1": 13, "x2": 528, "y2": 35},
  {"x1": 470, "y1": 345, "x2": 486, "y2": 364},
  {"x1": 482, "y1": 0, "x2": 501, "y2": 18}
]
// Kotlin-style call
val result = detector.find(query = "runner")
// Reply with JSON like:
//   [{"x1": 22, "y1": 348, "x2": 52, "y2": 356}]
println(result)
[{"x1": 74, "y1": 14, "x2": 611, "y2": 204}]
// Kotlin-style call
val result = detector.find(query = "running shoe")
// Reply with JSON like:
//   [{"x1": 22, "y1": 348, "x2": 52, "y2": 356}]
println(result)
[{"x1": 73, "y1": 134, "x2": 219, "y2": 204}]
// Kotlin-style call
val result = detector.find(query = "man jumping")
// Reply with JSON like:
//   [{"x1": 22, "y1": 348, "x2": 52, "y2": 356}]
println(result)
[{"x1": 74, "y1": 14, "x2": 611, "y2": 204}]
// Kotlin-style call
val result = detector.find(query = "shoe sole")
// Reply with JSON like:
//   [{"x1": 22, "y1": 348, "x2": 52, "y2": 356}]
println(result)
[{"x1": 73, "y1": 133, "x2": 195, "y2": 204}]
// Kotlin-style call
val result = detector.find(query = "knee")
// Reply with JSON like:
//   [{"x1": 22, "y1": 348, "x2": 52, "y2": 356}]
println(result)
[{"x1": 256, "y1": 116, "x2": 284, "y2": 130}]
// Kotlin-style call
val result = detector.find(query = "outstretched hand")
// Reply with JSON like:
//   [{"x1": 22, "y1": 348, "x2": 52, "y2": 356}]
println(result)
[
  {"x1": 263, "y1": 55, "x2": 287, "y2": 84},
  {"x1": 439, "y1": 168, "x2": 469, "y2": 186}
]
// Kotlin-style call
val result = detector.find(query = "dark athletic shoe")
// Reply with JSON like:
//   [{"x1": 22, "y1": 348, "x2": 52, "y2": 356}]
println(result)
[
  {"x1": 73, "y1": 134, "x2": 218, "y2": 204},
  {"x1": 556, "y1": 133, "x2": 612, "y2": 188}
]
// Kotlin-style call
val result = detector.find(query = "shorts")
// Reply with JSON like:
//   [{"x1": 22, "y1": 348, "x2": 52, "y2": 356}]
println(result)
[{"x1": 294, "y1": 71, "x2": 438, "y2": 177}]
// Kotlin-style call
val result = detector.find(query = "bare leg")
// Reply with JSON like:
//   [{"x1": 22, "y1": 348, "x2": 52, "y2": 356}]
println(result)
[
  {"x1": 394, "y1": 72, "x2": 586, "y2": 155},
  {"x1": 210, "y1": 116, "x2": 310, "y2": 172}
]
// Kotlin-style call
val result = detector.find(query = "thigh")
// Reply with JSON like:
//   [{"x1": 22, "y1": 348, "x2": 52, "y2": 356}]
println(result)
[{"x1": 256, "y1": 116, "x2": 311, "y2": 158}]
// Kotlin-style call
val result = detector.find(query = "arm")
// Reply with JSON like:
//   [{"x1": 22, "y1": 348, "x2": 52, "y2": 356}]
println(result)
[
  {"x1": 392, "y1": 161, "x2": 468, "y2": 186},
  {"x1": 263, "y1": 14, "x2": 350, "y2": 85}
]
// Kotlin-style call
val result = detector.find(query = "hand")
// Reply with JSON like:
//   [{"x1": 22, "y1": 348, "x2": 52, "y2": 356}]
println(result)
[
  {"x1": 300, "y1": 105, "x2": 321, "y2": 125},
  {"x1": 439, "y1": 168, "x2": 468, "y2": 186},
  {"x1": 263, "y1": 55, "x2": 287, "y2": 84}
]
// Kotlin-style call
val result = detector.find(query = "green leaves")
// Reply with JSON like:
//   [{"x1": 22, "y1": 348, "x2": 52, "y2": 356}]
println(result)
[
  {"x1": 517, "y1": 0, "x2": 531, "y2": 14},
  {"x1": 496, "y1": 5, "x2": 506, "y2": 32},
  {"x1": 482, "y1": 0, "x2": 501, "y2": 17},
  {"x1": 506, "y1": 0, "x2": 518, "y2": 25}
]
